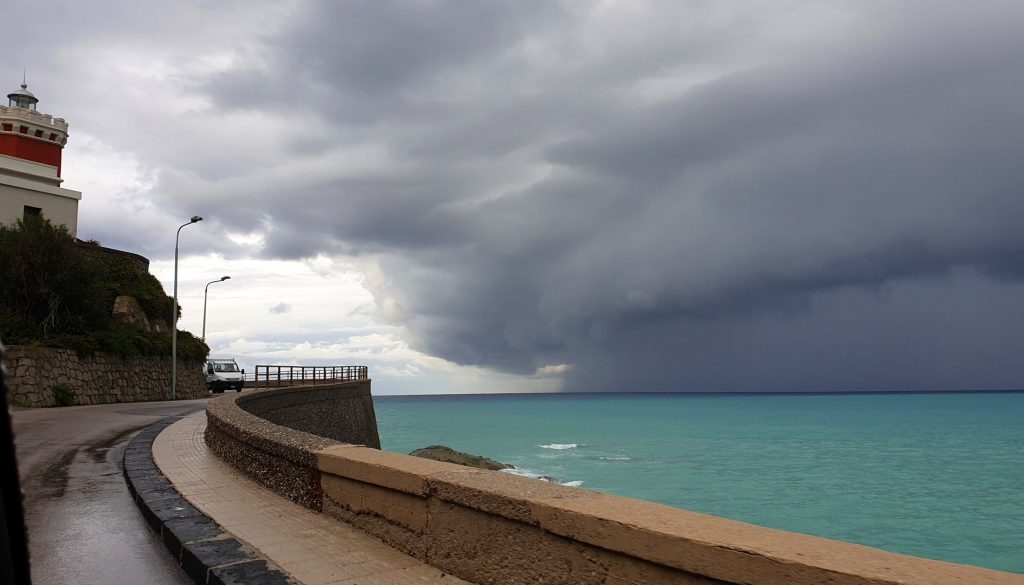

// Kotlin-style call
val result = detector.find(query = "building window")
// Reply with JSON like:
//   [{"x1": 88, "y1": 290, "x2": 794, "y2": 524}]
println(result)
[
  {"x1": 1, "y1": 123, "x2": 11, "y2": 132},
  {"x1": 49, "y1": 133, "x2": 57, "y2": 141},
  {"x1": 34, "y1": 129, "x2": 44, "y2": 137},
  {"x1": 19, "y1": 126, "x2": 28, "y2": 134},
  {"x1": 23, "y1": 206, "x2": 42, "y2": 220}
]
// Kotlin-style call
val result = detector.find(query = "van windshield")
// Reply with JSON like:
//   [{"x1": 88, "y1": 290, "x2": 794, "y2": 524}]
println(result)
[{"x1": 213, "y1": 363, "x2": 238, "y2": 372}]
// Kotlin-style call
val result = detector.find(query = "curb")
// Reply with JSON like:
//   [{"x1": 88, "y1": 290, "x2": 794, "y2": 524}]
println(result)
[{"x1": 123, "y1": 416, "x2": 296, "y2": 585}]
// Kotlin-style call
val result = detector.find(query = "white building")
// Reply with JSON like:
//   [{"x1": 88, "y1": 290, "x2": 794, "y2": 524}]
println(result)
[{"x1": 0, "y1": 80, "x2": 81, "y2": 236}]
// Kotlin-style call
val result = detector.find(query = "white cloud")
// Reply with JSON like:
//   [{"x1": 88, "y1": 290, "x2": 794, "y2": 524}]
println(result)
[
  {"x1": 536, "y1": 364, "x2": 573, "y2": 376},
  {"x1": 148, "y1": 253, "x2": 557, "y2": 394}
]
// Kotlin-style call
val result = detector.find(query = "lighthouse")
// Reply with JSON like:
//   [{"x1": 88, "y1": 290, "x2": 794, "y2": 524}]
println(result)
[{"x1": 0, "y1": 78, "x2": 81, "y2": 236}]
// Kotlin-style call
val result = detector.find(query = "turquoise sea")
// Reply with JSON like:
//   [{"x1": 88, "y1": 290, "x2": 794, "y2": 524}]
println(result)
[{"x1": 373, "y1": 392, "x2": 1024, "y2": 574}]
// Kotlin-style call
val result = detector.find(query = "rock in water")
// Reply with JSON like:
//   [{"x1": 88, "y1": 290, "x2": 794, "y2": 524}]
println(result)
[{"x1": 409, "y1": 445, "x2": 512, "y2": 471}]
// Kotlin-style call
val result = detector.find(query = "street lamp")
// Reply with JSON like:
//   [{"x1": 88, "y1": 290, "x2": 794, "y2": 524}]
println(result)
[
  {"x1": 202, "y1": 276, "x2": 231, "y2": 341},
  {"x1": 172, "y1": 215, "x2": 203, "y2": 400}
]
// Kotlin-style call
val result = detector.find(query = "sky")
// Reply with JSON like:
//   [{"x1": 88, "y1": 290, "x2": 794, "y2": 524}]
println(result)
[{"x1": 4, "y1": 0, "x2": 1024, "y2": 394}]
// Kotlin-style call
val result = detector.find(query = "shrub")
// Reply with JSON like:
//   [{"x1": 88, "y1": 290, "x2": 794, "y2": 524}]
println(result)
[
  {"x1": 92, "y1": 252, "x2": 176, "y2": 322},
  {"x1": 50, "y1": 326, "x2": 209, "y2": 362},
  {"x1": 0, "y1": 217, "x2": 208, "y2": 362},
  {"x1": 51, "y1": 383, "x2": 76, "y2": 407},
  {"x1": 0, "y1": 217, "x2": 107, "y2": 338}
]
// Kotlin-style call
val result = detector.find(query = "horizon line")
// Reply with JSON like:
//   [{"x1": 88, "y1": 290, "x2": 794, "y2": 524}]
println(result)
[{"x1": 374, "y1": 388, "x2": 1024, "y2": 398}]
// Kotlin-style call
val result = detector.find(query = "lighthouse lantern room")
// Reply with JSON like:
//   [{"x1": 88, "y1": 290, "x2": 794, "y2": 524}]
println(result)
[
  {"x1": 0, "y1": 77, "x2": 81, "y2": 236},
  {"x1": 8, "y1": 82, "x2": 38, "y2": 110}
]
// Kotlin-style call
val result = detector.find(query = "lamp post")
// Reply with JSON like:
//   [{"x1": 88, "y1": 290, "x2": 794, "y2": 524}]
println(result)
[
  {"x1": 172, "y1": 215, "x2": 203, "y2": 400},
  {"x1": 202, "y1": 276, "x2": 231, "y2": 341}
]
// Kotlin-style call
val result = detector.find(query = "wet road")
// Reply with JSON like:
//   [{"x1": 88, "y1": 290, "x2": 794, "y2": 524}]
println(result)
[{"x1": 12, "y1": 399, "x2": 209, "y2": 585}]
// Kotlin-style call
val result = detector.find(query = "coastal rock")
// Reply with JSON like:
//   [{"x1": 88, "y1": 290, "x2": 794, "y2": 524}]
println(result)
[
  {"x1": 409, "y1": 445, "x2": 512, "y2": 471},
  {"x1": 112, "y1": 295, "x2": 152, "y2": 332}
]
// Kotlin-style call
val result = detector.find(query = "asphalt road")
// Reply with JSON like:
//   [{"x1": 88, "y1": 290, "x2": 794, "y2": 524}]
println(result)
[{"x1": 11, "y1": 399, "x2": 209, "y2": 585}]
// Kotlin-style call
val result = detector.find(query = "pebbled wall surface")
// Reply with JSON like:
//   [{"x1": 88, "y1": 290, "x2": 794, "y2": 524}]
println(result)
[
  {"x1": 204, "y1": 381, "x2": 377, "y2": 510},
  {"x1": 238, "y1": 381, "x2": 380, "y2": 449}
]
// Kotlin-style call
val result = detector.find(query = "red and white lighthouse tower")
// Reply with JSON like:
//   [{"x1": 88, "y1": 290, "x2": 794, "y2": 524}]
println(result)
[{"x1": 0, "y1": 78, "x2": 81, "y2": 236}]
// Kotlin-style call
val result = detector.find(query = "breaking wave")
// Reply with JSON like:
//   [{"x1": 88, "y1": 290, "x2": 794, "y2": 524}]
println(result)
[
  {"x1": 539, "y1": 443, "x2": 579, "y2": 450},
  {"x1": 500, "y1": 467, "x2": 581, "y2": 487},
  {"x1": 500, "y1": 468, "x2": 546, "y2": 479}
]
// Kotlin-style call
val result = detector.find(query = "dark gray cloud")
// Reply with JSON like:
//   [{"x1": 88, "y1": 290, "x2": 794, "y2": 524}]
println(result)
[
  {"x1": 340, "y1": 2, "x2": 1024, "y2": 391},
  {"x1": 204, "y1": 0, "x2": 570, "y2": 124},
  {"x1": 181, "y1": 1, "x2": 1024, "y2": 390},
  {"x1": 7, "y1": 1, "x2": 1024, "y2": 391}
]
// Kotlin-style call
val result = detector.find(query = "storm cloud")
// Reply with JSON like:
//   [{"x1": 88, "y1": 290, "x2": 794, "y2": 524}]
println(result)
[{"x1": 8, "y1": 1, "x2": 1024, "y2": 391}]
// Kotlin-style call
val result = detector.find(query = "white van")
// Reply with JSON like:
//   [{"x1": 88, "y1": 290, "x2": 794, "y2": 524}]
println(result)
[{"x1": 204, "y1": 358, "x2": 245, "y2": 393}]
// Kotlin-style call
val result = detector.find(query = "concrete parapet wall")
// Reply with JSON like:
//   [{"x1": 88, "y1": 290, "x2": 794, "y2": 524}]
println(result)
[
  {"x1": 3, "y1": 345, "x2": 205, "y2": 407},
  {"x1": 237, "y1": 381, "x2": 380, "y2": 449},
  {"x1": 206, "y1": 386, "x2": 1024, "y2": 585},
  {"x1": 314, "y1": 447, "x2": 1024, "y2": 585},
  {"x1": 205, "y1": 381, "x2": 375, "y2": 509}
]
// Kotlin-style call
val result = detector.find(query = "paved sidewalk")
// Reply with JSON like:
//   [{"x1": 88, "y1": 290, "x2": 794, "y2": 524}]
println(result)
[{"x1": 153, "y1": 414, "x2": 471, "y2": 585}]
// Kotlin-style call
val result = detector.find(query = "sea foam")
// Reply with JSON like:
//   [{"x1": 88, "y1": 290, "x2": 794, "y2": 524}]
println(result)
[
  {"x1": 500, "y1": 467, "x2": 581, "y2": 486},
  {"x1": 539, "y1": 443, "x2": 578, "y2": 450},
  {"x1": 500, "y1": 468, "x2": 546, "y2": 479}
]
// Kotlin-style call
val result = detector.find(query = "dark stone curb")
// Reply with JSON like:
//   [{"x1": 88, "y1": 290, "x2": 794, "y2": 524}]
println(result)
[{"x1": 123, "y1": 416, "x2": 296, "y2": 585}]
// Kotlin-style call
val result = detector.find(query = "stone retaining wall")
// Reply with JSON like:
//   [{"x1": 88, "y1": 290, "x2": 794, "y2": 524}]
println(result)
[
  {"x1": 205, "y1": 386, "x2": 1024, "y2": 585},
  {"x1": 3, "y1": 345, "x2": 206, "y2": 407}
]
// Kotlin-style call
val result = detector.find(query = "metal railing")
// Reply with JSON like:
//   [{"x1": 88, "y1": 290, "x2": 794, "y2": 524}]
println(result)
[{"x1": 250, "y1": 365, "x2": 369, "y2": 388}]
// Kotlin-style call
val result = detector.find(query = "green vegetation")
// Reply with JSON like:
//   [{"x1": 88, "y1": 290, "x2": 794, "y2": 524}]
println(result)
[
  {"x1": 0, "y1": 217, "x2": 208, "y2": 361},
  {"x1": 51, "y1": 383, "x2": 76, "y2": 407}
]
